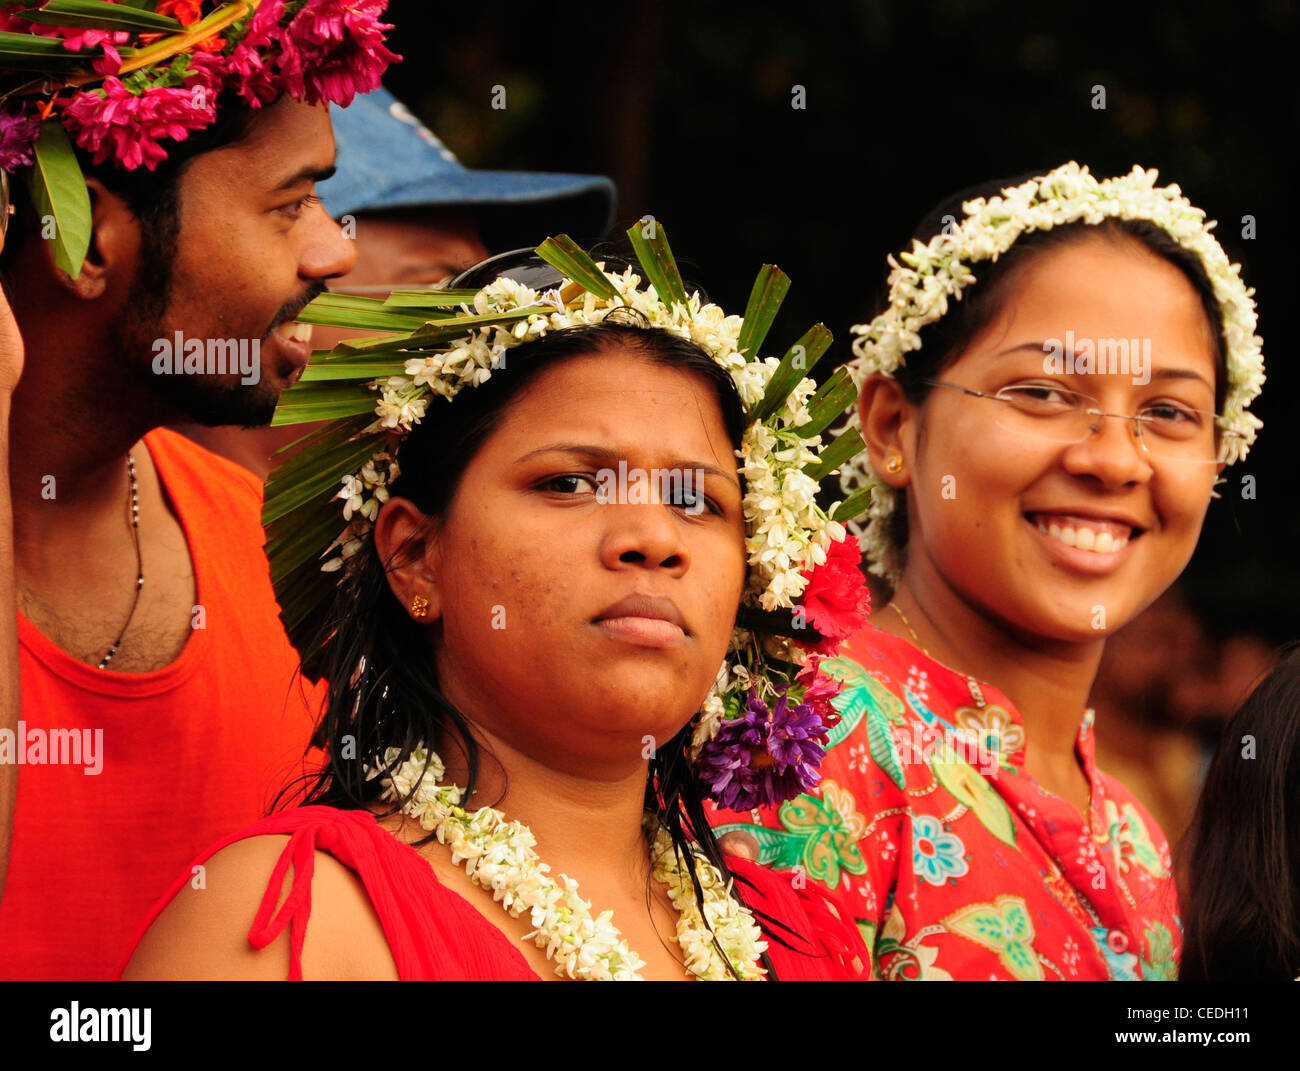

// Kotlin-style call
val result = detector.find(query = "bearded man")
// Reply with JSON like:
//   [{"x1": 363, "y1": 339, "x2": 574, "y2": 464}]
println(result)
[{"x1": 0, "y1": 0, "x2": 399, "y2": 979}]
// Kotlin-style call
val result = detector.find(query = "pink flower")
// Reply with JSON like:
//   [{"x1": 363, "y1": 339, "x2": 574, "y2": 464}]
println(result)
[
  {"x1": 91, "y1": 40, "x2": 125, "y2": 77},
  {"x1": 0, "y1": 8, "x2": 129, "y2": 72},
  {"x1": 36, "y1": 21, "x2": 129, "y2": 54},
  {"x1": 196, "y1": 0, "x2": 399, "y2": 109},
  {"x1": 186, "y1": 47, "x2": 279, "y2": 109},
  {"x1": 795, "y1": 656, "x2": 844, "y2": 731},
  {"x1": 63, "y1": 79, "x2": 217, "y2": 171},
  {"x1": 55, "y1": 27, "x2": 129, "y2": 55},
  {"x1": 0, "y1": 1, "x2": 131, "y2": 71},
  {"x1": 279, "y1": 0, "x2": 402, "y2": 106},
  {"x1": 7, "y1": 0, "x2": 399, "y2": 176},
  {"x1": 241, "y1": 0, "x2": 291, "y2": 49},
  {"x1": 793, "y1": 535, "x2": 871, "y2": 655}
]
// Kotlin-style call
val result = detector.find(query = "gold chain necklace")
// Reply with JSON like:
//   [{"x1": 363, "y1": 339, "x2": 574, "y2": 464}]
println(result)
[
  {"x1": 888, "y1": 601, "x2": 987, "y2": 709},
  {"x1": 888, "y1": 601, "x2": 929, "y2": 655},
  {"x1": 98, "y1": 453, "x2": 143, "y2": 670}
]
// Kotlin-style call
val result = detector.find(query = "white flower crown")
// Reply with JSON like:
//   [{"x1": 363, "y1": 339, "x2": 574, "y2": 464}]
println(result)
[
  {"x1": 837, "y1": 161, "x2": 1265, "y2": 585},
  {"x1": 327, "y1": 267, "x2": 845, "y2": 613}
]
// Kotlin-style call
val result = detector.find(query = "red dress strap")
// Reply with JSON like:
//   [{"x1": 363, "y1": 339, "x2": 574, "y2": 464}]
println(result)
[{"x1": 247, "y1": 824, "x2": 320, "y2": 980}]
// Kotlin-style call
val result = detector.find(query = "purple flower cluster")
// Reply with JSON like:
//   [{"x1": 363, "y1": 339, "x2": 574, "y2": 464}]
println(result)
[
  {"x1": 0, "y1": 106, "x2": 41, "y2": 173},
  {"x1": 697, "y1": 686, "x2": 829, "y2": 811}
]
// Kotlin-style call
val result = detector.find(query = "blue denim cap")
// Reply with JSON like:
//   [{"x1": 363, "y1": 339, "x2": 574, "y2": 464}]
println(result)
[{"x1": 318, "y1": 86, "x2": 617, "y2": 250}]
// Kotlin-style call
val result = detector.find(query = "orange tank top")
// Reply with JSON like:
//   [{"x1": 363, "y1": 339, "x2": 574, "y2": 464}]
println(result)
[{"x1": 0, "y1": 428, "x2": 323, "y2": 979}]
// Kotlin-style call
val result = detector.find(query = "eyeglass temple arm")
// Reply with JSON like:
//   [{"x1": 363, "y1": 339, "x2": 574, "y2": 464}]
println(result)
[{"x1": 919, "y1": 378, "x2": 990, "y2": 400}]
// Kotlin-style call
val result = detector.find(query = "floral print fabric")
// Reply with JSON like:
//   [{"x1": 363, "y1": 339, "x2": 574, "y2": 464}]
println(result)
[{"x1": 708, "y1": 624, "x2": 1181, "y2": 979}]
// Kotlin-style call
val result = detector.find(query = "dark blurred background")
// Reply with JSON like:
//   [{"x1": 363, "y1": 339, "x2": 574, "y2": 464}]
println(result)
[{"x1": 379, "y1": 0, "x2": 1296, "y2": 855}]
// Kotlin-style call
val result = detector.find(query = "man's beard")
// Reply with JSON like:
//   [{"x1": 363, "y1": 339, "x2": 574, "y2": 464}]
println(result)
[
  {"x1": 111, "y1": 257, "x2": 323, "y2": 428},
  {"x1": 130, "y1": 333, "x2": 283, "y2": 427}
]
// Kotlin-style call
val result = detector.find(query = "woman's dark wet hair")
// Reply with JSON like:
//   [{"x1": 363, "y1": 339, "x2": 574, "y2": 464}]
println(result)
[
  {"x1": 281, "y1": 272, "x2": 802, "y2": 975},
  {"x1": 876, "y1": 171, "x2": 1232, "y2": 560},
  {"x1": 1179, "y1": 643, "x2": 1300, "y2": 980}
]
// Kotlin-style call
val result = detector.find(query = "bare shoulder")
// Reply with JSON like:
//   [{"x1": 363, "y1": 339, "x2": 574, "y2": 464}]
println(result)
[{"x1": 122, "y1": 834, "x2": 399, "y2": 981}]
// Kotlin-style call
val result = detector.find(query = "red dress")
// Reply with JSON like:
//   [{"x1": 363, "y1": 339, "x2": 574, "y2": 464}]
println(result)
[
  {"x1": 708, "y1": 625, "x2": 1182, "y2": 979},
  {"x1": 120, "y1": 805, "x2": 866, "y2": 980}
]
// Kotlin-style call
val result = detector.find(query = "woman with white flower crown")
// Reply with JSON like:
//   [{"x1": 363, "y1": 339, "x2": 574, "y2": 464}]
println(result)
[
  {"x1": 708, "y1": 163, "x2": 1265, "y2": 980},
  {"x1": 121, "y1": 229, "x2": 872, "y2": 980}
]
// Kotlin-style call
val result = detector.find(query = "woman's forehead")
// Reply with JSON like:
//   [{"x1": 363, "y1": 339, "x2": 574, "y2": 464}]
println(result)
[
  {"x1": 955, "y1": 241, "x2": 1219, "y2": 382},
  {"x1": 492, "y1": 350, "x2": 737, "y2": 465},
  {"x1": 1006, "y1": 240, "x2": 1209, "y2": 329}
]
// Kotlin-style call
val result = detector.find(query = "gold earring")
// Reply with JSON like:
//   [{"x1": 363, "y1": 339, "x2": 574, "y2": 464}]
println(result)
[
  {"x1": 885, "y1": 455, "x2": 903, "y2": 474},
  {"x1": 410, "y1": 594, "x2": 429, "y2": 618}
]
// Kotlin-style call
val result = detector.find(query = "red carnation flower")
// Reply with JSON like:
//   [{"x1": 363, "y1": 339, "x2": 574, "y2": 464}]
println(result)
[{"x1": 793, "y1": 535, "x2": 870, "y2": 655}]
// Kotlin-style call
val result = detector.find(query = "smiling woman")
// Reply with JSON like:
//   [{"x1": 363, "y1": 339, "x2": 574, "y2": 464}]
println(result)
[
  {"x1": 120, "y1": 238, "x2": 872, "y2": 981},
  {"x1": 708, "y1": 163, "x2": 1265, "y2": 981}
]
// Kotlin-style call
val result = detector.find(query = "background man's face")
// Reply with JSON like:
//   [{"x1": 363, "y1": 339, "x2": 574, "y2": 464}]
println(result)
[
  {"x1": 114, "y1": 96, "x2": 357, "y2": 427},
  {"x1": 308, "y1": 208, "x2": 490, "y2": 353}
]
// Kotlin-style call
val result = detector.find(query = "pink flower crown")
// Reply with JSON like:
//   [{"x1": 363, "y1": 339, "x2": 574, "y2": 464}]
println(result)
[{"x1": 0, "y1": 0, "x2": 399, "y2": 174}]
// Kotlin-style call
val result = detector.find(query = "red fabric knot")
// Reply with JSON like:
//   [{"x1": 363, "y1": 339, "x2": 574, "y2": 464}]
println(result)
[{"x1": 247, "y1": 825, "x2": 321, "y2": 981}]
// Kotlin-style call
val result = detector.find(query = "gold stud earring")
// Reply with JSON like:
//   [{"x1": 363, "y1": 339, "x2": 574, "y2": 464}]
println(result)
[
  {"x1": 410, "y1": 594, "x2": 429, "y2": 618},
  {"x1": 885, "y1": 455, "x2": 903, "y2": 474}
]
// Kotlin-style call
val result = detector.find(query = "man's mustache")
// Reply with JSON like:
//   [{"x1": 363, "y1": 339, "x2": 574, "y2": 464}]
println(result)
[{"x1": 266, "y1": 282, "x2": 327, "y2": 338}]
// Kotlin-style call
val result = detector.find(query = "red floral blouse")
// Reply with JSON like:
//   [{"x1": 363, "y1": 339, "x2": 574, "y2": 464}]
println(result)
[{"x1": 708, "y1": 624, "x2": 1182, "y2": 980}]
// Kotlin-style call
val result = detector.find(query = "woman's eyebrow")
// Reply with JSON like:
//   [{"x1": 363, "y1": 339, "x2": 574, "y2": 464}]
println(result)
[
  {"x1": 995, "y1": 342, "x2": 1215, "y2": 389},
  {"x1": 666, "y1": 459, "x2": 742, "y2": 488},
  {"x1": 1148, "y1": 368, "x2": 1214, "y2": 390},
  {"x1": 514, "y1": 443, "x2": 741, "y2": 487},
  {"x1": 994, "y1": 342, "x2": 1053, "y2": 358}
]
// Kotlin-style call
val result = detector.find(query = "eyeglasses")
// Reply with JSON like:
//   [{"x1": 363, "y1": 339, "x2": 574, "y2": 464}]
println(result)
[
  {"x1": 922, "y1": 378, "x2": 1239, "y2": 465},
  {"x1": 447, "y1": 248, "x2": 566, "y2": 292},
  {"x1": 326, "y1": 249, "x2": 569, "y2": 297}
]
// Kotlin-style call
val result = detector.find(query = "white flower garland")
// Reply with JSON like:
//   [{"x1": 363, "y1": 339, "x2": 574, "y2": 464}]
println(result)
[
  {"x1": 369, "y1": 745, "x2": 768, "y2": 981},
  {"x1": 838, "y1": 161, "x2": 1266, "y2": 584}
]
